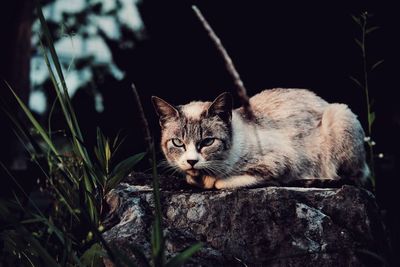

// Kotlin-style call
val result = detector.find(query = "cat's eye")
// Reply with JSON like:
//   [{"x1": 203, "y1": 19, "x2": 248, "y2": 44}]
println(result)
[
  {"x1": 200, "y1": 138, "x2": 215, "y2": 147},
  {"x1": 171, "y1": 138, "x2": 184, "y2": 147}
]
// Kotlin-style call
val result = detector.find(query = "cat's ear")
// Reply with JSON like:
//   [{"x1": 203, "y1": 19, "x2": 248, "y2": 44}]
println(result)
[
  {"x1": 207, "y1": 92, "x2": 233, "y2": 123},
  {"x1": 151, "y1": 96, "x2": 179, "y2": 126}
]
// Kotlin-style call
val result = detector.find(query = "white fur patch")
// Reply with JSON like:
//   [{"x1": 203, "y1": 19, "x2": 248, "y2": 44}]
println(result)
[
  {"x1": 181, "y1": 102, "x2": 208, "y2": 119},
  {"x1": 214, "y1": 175, "x2": 259, "y2": 189},
  {"x1": 225, "y1": 112, "x2": 296, "y2": 174},
  {"x1": 184, "y1": 142, "x2": 200, "y2": 162},
  {"x1": 178, "y1": 142, "x2": 204, "y2": 170}
]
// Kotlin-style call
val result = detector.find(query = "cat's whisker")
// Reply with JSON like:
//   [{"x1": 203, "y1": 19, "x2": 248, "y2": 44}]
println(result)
[
  {"x1": 157, "y1": 160, "x2": 171, "y2": 168},
  {"x1": 200, "y1": 164, "x2": 230, "y2": 178},
  {"x1": 158, "y1": 162, "x2": 183, "y2": 177}
]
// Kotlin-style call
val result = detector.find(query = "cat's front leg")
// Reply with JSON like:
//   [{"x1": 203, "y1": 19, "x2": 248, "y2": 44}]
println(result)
[
  {"x1": 186, "y1": 175, "x2": 216, "y2": 189},
  {"x1": 214, "y1": 175, "x2": 260, "y2": 189}
]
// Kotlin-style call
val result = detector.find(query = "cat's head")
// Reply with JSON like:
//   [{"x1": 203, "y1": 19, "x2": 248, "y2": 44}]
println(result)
[{"x1": 152, "y1": 92, "x2": 233, "y2": 177}]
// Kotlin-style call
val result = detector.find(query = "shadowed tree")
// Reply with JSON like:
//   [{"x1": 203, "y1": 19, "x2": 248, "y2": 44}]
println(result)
[{"x1": 0, "y1": 0, "x2": 34, "y2": 191}]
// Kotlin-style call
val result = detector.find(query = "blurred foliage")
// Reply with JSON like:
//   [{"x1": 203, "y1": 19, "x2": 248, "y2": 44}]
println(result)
[
  {"x1": 31, "y1": 0, "x2": 145, "y2": 113},
  {"x1": 1, "y1": 2, "x2": 200, "y2": 266}
]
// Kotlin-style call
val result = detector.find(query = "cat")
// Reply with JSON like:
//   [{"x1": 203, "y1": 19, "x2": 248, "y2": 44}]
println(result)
[{"x1": 152, "y1": 88, "x2": 369, "y2": 189}]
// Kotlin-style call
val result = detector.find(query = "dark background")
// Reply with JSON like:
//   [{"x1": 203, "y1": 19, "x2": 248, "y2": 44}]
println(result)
[{"x1": 1, "y1": 0, "x2": 399, "y2": 265}]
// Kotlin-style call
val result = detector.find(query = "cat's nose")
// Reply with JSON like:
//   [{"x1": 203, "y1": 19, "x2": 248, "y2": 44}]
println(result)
[{"x1": 187, "y1": 160, "x2": 198, "y2": 167}]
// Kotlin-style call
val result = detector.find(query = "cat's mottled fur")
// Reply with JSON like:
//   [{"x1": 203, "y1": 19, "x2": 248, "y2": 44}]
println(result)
[{"x1": 152, "y1": 88, "x2": 369, "y2": 189}]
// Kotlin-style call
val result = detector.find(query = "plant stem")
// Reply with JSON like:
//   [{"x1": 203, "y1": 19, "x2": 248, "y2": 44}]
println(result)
[
  {"x1": 360, "y1": 13, "x2": 375, "y2": 184},
  {"x1": 131, "y1": 84, "x2": 164, "y2": 266}
]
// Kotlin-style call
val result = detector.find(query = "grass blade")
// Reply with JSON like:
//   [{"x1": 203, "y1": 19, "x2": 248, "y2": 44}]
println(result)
[
  {"x1": 112, "y1": 153, "x2": 146, "y2": 176},
  {"x1": 20, "y1": 226, "x2": 61, "y2": 267},
  {"x1": 351, "y1": 14, "x2": 361, "y2": 26},
  {"x1": 6, "y1": 82, "x2": 59, "y2": 158},
  {"x1": 368, "y1": 111, "x2": 376, "y2": 127},
  {"x1": 37, "y1": 3, "x2": 93, "y2": 172},
  {"x1": 165, "y1": 243, "x2": 203, "y2": 267},
  {"x1": 349, "y1": 76, "x2": 363, "y2": 89},
  {"x1": 106, "y1": 152, "x2": 146, "y2": 193},
  {"x1": 366, "y1": 26, "x2": 379, "y2": 34},
  {"x1": 371, "y1": 59, "x2": 384, "y2": 71},
  {"x1": 354, "y1": 38, "x2": 363, "y2": 51},
  {"x1": 151, "y1": 217, "x2": 164, "y2": 266}
]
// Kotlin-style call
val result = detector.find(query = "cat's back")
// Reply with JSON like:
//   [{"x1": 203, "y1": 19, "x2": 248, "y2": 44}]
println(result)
[
  {"x1": 249, "y1": 88, "x2": 327, "y2": 116},
  {"x1": 240, "y1": 88, "x2": 328, "y2": 128}
]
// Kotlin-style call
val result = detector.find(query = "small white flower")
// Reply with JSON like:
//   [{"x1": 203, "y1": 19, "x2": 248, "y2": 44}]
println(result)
[
  {"x1": 371, "y1": 141, "x2": 376, "y2": 146},
  {"x1": 378, "y1": 153, "x2": 384, "y2": 158},
  {"x1": 364, "y1": 136, "x2": 371, "y2": 142}
]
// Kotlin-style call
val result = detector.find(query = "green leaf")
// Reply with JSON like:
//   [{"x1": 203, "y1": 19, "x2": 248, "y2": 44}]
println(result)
[
  {"x1": 39, "y1": 39, "x2": 72, "y2": 128},
  {"x1": 165, "y1": 243, "x2": 203, "y2": 267},
  {"x1": 37, "y1": 3, "x2": 93, "y2": 172},
  {"x1": 94, "y1": 147, "x2": 103, "y2": 168},
  {"x1": 85, "y1": 184, "x2": 98, "y2": 223},
  {"x1": 41, "y1": 215, "x2": 66, "y2": 245},
  {"x1": 6, "y1": 83, "x2": 60, "y2": 158},
  {"x1": 20, "y1": 226, "x2": 61, "y2": 267},
  {"x1": 95, "y1": 128, "x2": 111, "y2": 175},
  {"x1": 106, "y1": 153, "x2": 145, "y2": 192},
  {"x1": 20, "y1": 217, "x2": 45, "y2": 224},
  {"x1": 0, "y1": 200, "x2": 10, "y2": 218},
  {"x1": 80, "y1": 243, "x2": 107, "y2": 267},
  {"x1": 112, "y1": 134, "x2": 128, "y2": 158},
  {"x1": 81, "y1": 160, "x2": 95, "y2": 192},
  {"x1": 349, "y1": 76, "x2": 363, "y2": 89},
  {"x1": 355, "y1": 248, "x2": 387, "y2": 265},
  {"x1": 1, "y1": 104, "x2": 43, "y2": 157},
  {"x1": 354, "y1": 38, "x2": 363, "y2": 51},
  {"x1": 105, "y1": 141, "x2": 111, "y2": 169},
  {"x1": 78, "y1": 175, "x2": 98, "y2": 225},
  {"x1": 95, "y1": 128, "x2": 107, "y2": 171},
  {"x1": 112, "y1": 153, "x2": 146, "y2": 175},
  {"x1": 351, "y1": 14, "x2": 361, "y2": 26},
  {"x1": 105, "y1": 172, "x2": 125, "y2": 193},
  {"x1": 371, "y1": 59, "x2": 384, "y2": 71},
  {"x1": 112, "y1": 130, "x2": 123, "y2": 150},
  {"x1": 37, "y1": 3, "x2": 67, "y2": 94},
  {"x1": 366, "y1": 26, "x2": 379, "y2": 34},
  {"x1": 370, "y1": 98, "x2": 376, "y2": 108},
  {"x1": 368, "y1": 112, "x2": 376, "y2": 127},
  {"x1": 151, "y1": 216, "x2": 165, "y2": 266}
]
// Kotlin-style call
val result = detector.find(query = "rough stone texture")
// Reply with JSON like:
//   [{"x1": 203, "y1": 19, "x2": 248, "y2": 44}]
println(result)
[{"x1": 102, "y1": 173, "x2": 388, "y2": 266}]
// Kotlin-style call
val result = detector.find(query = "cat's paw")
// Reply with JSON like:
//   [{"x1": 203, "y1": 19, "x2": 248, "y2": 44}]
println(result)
[
  {"x1": 201, "y1": 175, "x2": 217, "y2": 189},
  {"x1": 214, "y1": 179, "x2": 225, "y2": 189},
  {"x1": 214, "y1": 175, "x2": 260, "y2": 189},
  {"x1": 186, "y1": 175, "x2": 216, "y2": 189},
  {"x1": 186, "y1": 175, "x2": 199, "y2": 186}
]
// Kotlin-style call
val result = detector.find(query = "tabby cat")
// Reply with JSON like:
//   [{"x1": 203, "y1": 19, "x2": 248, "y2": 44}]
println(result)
[{"x1": 152, "y1": 89, "x2": 369, "y2": 189}]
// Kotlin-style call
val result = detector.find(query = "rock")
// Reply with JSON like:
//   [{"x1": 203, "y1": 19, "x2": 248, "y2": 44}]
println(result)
[{"x1": 102, "y1": 172, "x2": 388, "y2": 266}]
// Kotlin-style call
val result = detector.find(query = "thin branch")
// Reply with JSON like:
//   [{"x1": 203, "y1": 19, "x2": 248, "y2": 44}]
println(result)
[
  {"x1": 131, "y1": 83, "x2": 153, "y2": 155},
  {"x1": 355, "y1": 12, "x2": 376, "y2": 186},
  {"x1": 131, "y1": 83, "x2": 164, "y2": 265},
  {"x1": 192, "y1": 5, "x2": 255, "y2": 121}
]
